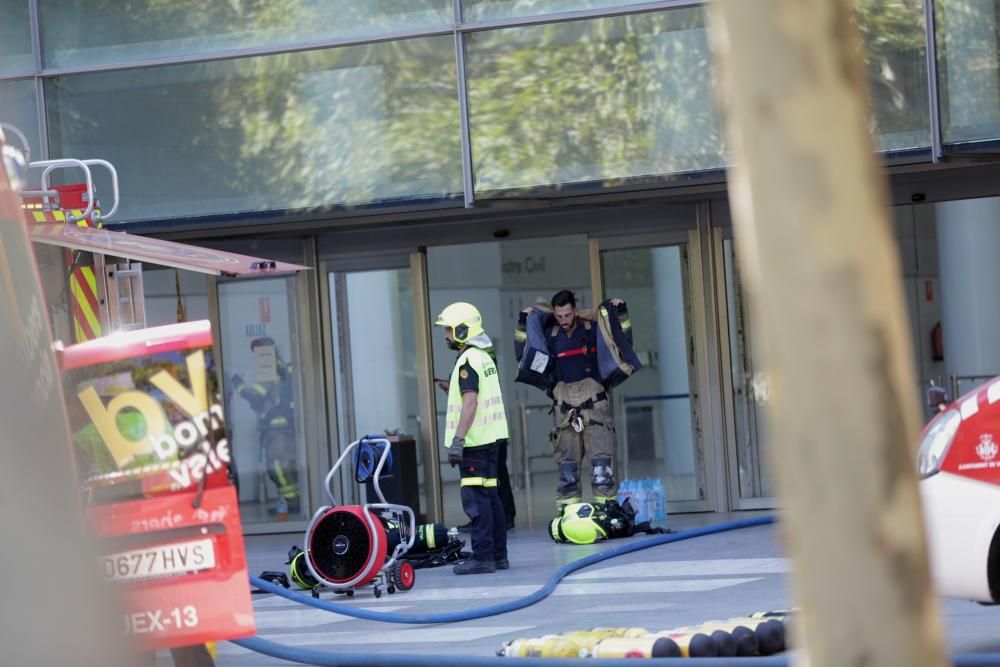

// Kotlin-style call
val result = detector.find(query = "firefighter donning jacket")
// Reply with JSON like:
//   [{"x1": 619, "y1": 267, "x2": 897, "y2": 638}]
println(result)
[
  {"x1": 232, "y1": 337, "x2": 300, "y2": 514},
  {"x1": 515, "y1": 292, "x2": 641, "y2": 510}
]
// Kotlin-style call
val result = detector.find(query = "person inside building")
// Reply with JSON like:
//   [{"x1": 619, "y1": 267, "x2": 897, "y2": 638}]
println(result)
[
  {"x1": 515, "y1": 290, "x2": 640, "y2": 513},
  {"x1": 231, "y1": 337, "x2": 300, "y2": 515},
  {"x1": 435, "y1": 302, "x2": 510, "y2": 575}
]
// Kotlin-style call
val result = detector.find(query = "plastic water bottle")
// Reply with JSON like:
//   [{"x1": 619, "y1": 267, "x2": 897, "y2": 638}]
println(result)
[
  {"x1": 644, "y1": 478, "x2": 657, "y2": 524},
  {"x1": 276, "y1": 498, "x2": 288, "y2": 522},
  {"x1": 652, "y1": 478, "x2": 668, "y2": 525},
  {"x1": 632, "y1": 480, "x2": 648, "y2": 524},
  {"x1": 617, "y1": 479, "x2": 634, "y2": 511}
]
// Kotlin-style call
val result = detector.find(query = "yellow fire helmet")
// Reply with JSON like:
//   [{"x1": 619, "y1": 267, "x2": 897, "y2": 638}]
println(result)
[{"x1": 435, "y1": 302, "x2": 484, "y2": 344}]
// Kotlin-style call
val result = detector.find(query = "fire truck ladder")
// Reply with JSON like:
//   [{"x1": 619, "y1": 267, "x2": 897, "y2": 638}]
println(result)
[
  {"x1": 104, "y1": 260, "x2": 146, "y2": 332},
  {"x1": 4, "y1": 121, "x2": 309, "y2": 341},
  {"x1": 24, "y1": 157, "x2": 146, "y2": 335}
]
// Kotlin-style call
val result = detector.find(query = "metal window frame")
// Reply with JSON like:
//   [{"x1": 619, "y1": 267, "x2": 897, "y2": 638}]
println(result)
[
  {"x1": 923, "y1": 0, "x2": 944, "y2": 162},
  {"x1": 27, "y1": 0, "x2": 48, "y2": 160},
  {"x1": 410, "y1": 249, "x2": 443, "y2": 523},
  {"x1": 454, "y1": 0, "x2": 476, "y2": 208}
]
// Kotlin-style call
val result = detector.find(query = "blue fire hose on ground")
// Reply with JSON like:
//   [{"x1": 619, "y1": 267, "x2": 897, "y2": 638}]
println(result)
[
  {"x1": 233, "y1": 515, "x2": 1000, "y2": 666},
  {"x1": 246, "y1": 516, "x2": 774, "y2": 624}
]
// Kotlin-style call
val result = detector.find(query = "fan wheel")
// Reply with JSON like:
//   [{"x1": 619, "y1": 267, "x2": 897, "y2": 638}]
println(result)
[
  {"x1": 307, "y1": 507, "x2": 385, "y2": 585},
  {"x1": 392, "y1": 561, "x2": 415, "y2": 591}
]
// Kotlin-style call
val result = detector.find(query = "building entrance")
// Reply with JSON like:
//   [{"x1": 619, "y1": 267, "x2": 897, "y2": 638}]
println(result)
[{"x1": 598, "y1": 234, "x2": 712, "y2": 513}]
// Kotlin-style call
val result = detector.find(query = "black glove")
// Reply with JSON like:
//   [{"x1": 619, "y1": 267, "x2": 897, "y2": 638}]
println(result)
[
  {"x1": 448, "y1": 437, "x2": 464, "y2": 467},
  {"x1": 232, "y1": 373, "x2": 245, "y2": 388}
]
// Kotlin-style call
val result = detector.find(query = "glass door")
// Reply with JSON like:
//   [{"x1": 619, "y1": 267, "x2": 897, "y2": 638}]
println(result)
[
  {"x1": 217, "y1": 276, "x2": 310, "y2": 525},
  {"x1": 426, "y1": 235, "x2": 592, "y2": 527},
  {"x1": 599, "y1": 237, "x2": 712, "y2": 512},
  {"x1": 326, "y1": 261, "x2": 427, "y2": 519},
  {"x1": 715, "y1": 230, "x2": 778, "y2": 509}
]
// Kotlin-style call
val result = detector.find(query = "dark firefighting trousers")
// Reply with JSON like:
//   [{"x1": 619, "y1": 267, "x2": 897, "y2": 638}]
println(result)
[{"x1": 459, "y1": 442, "x2": 508, "y2": 563}]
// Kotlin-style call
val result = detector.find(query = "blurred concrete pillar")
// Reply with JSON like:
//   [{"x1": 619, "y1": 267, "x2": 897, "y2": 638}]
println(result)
[
  {"x1": 707, "y1": 1, "x2": 948, "y2": 666},
  {"x1": 0, "y1": 191, "x2": 136, "y2": 664},
  {"x1": 936, "y1": 197, "x2": 1000, "y2": 389}
]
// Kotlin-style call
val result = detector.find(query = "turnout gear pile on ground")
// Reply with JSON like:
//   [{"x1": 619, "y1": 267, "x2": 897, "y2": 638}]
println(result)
[{"x1": 549, "y1": 498, "x2": 666, "y2": 545}]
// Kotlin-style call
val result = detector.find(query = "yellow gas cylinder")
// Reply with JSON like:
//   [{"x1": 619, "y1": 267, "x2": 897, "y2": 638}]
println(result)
[
  {"x1": 585, "y1": 627, "x2": 650, "y2": 638},
  {"x1": 501, "y1": 636, "x2": 585, "y2": 658},
  {"x1": 590, "y1": 636, "x2": 682, "y2": 659}
]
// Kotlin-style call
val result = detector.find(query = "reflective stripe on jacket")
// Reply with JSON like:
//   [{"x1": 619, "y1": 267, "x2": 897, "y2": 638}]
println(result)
[{"x1": 444, "y1": 346, "x2": 509, "y2": 448}]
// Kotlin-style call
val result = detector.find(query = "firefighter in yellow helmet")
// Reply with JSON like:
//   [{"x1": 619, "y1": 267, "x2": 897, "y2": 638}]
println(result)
[{"x1": 435, "y1": 302, "x2": 510, "y2": 575}]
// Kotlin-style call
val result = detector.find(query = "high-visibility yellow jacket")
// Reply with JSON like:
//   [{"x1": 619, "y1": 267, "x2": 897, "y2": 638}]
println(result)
[{"x1": 444, "y1": 346, "x2": 509, "y2": 448}]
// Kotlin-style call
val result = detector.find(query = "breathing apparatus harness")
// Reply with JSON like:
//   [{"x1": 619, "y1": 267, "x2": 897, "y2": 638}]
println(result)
[{"x1": 554, "y1": 389, "x2": 610, "y2": 433}]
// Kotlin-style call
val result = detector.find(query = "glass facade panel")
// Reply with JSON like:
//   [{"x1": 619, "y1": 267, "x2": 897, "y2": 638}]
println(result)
[
  {"x1": 0, "y1": 78, "x2": 39, "y2": 162},
  {"x1": 466, "y1": 8, "x2": 726, "y2": 195},
  {"x1": 856, "y1": 0, "x2": 932, "y2": 151},
  {"x1": 602, "y1": 245, "x2": 704, "y2": 503},
  {"x1": 40, "y1": 0, "x2": 453, "y2": 69},
  {"x1": 463, "y1": 0, "x2": 650, "y2": 22},
  {"x1": 0, "y1": 0, "x2": 32, "y2": 76},
  {"x1": 143, "y1": 266, "x2": 211, "y2": 328},
  {"x1": 936, "y1": 0, "x2": 1000, "y2": 145},
  {"x1": 218, "y1": 277, "x2": 309, "y2": 525},
  {"x1": 45, "y1": 36, "x2": 462, "y2": 222},
  {"x1": 427, "y1": 236, "x2": 591, "y2": 525},
  {"x1": 329, "y1": 268, "x2": 427, "y2": 519}
]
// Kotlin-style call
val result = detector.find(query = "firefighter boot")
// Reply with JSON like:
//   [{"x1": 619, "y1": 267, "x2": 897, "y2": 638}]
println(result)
[{"x1": 453, "y1": 559, "x2": 497, "y2": 575}]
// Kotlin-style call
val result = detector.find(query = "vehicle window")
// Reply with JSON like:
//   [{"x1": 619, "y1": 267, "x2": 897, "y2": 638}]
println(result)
[{"x1": 62, "y1": 346, "x2": 230, "y2": 504}]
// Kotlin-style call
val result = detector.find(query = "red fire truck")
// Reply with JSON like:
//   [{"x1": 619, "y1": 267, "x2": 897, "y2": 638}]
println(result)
[
  {"x1": 58, "y1": 321, "x2": 256, "y2": 651},
  {"x1": 0, "y1": 123, "x2": 307, "y2": 660}
]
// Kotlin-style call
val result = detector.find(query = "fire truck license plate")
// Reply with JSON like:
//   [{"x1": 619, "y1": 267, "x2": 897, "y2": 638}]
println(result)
[{"x1": 101, "y1": 538, "x2": 216, "y2": 583}]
